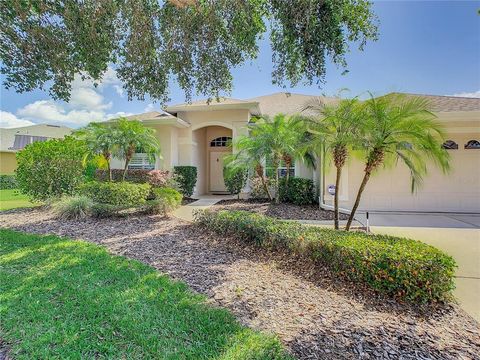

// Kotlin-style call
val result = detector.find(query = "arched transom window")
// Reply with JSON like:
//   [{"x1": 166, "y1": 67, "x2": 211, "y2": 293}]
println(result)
[
  {"x1": 210, "y1": 136, "x2": 232, "y2": 147},
  {"x1": 442, "y1": 140, "x2": 458, "y2": 150},
  {"x1": 465, "y1": 140, "x2": 480, "y2": 149}
]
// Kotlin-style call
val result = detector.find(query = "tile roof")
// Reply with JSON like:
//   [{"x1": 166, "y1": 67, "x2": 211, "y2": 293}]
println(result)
[
  {"x1": 247, "y1": 92, "x2": 340, "y2": 117},
  {"x1": 124, "y1": 111, "x2": 180, "y2": 121},
  {"x1": 387, "y1": 93, "x2": 480, "y2": 112}
]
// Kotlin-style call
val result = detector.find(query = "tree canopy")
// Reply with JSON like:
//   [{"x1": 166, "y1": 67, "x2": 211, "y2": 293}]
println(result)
[{"x1": 0, "y1": 0, "x2": 378, "y2": 103}]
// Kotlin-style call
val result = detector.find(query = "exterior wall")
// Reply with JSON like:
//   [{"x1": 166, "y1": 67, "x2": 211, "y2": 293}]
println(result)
[
  {"x1": 110, "y1": 124, "x2": 178, "y2": 171},
  {"x1": 192, "y1": 128, "x2": 207, "y2": 194},
  {"x1": 322, "y1": 112, "x2": 480, "y2": 212},
  {"x1": 0, "y1": 152, "x2": 17, "y2": 174},
  {"x1": 175, "y1": 109, "x2": 249, "y2": 195}
]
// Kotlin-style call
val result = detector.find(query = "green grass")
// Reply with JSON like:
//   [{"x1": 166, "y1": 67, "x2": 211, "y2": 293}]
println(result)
[
  {"x1": 0, "y1": 189, "x2": 36, "y2": 211},
  {"x1": 0, "y1": 229, "x2": 290, "y2": 359}
]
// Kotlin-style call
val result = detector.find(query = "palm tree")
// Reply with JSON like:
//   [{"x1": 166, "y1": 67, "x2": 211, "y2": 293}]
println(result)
[
  {"x1": 74, "y1": 122, "x2": 117, "y2": 181},
  {"x1": 113, "y1": 118, "x2": 161, "y2": 181},
  {"x1": 345, "y1": 94, "x2": 450, "y2": 230},
  {"x1": 224, "y1": 135, "x2": 274, "y2": 201},
  {"x1": 252, "y1": 114, "x2": 313, "y2": 204},
  {"x1": 302, "y1": 97, "x2": 362, "y2": 229}
]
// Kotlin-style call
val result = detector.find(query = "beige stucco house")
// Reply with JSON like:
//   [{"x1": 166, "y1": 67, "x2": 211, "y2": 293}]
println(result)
[
  {"x1": 0, "y1": 124, "x2": 72, "y2": 174},
  {"x1": 111, "y1": 92, "x2": 480, "y2": 213}
]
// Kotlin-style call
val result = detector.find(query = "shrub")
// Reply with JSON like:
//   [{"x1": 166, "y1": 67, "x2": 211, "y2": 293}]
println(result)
[
  {"x1": 0, "y1": 175, "x2": 18, "y2": 190},
  {"x1": 91, "y1": 203, "x2": 124, "y2": 218},
  {"x1": 95, "y1": 169, "x2": 170, "y2": 187},
  {"x1": 173, "y1": 166, "x2": 197, "y2": 197},
  {"x1": 15, "y1": 136, "x2": 87, "y2": 201},
  {"x1": 80, "y1": 181, "x2": 151, "y2": 207},
  {"x1": 142, "y1": 187, "x2": 182, "y2": 215},
  {"x1": 224, "y1": 167, "x2": 247, "y2": 198},
  {"x1": 280, "y1": 177, "x2": 315, "y2": 205},
  {"x1": 194, "y1": 210, "x2": 456, "y2": 303},
  {"x1": 52, "y1": 196, "x2": 94, "y2": 220},
  {"x1": 249, "y1": 176, "x2": 275, "y2": 200}
]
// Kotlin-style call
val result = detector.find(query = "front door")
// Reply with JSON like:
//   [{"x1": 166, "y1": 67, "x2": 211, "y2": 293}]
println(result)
[{"x1": 210, "y1": 152, "x2": 228, "y2": 192}]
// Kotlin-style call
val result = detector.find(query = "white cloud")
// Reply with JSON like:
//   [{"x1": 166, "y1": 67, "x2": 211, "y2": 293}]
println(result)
[
  {"x1": 10, "y1": 66, "x2": 132, "y2": 127},
  {"x1": 113, "y1": 85, "x2": 124, "y2": 97},
  {"x1": 0, "y1": 111, "x2": 35, "y2": 128},
  {"x1": 450, "y1": 90, "x2": 480, "y2": 98},
  {"x1": 144, "y1": 103, "x2": 155, "y2": 112}
]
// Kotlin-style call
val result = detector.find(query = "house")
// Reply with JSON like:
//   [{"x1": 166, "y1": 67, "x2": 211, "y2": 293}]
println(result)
[
  {"x1": 0, "y1": 124, "x2": 72, "y2": 174},
  {"x1": 111, "y1": 92, "x2": 480, "y2": 213}
]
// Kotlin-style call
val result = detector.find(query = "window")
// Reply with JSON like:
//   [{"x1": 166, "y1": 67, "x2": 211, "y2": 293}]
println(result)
[
  {"x1": 442, "y1": 140, "x2": 458, "y2": 150},
  {"x1": 465, "y1": 140, "x2": 480, "y2": 149},
  {"x1": 265, "y1": 157, "x2": 295, "y2": 178},
  {"x1": 210, "y1": 136, "x2": 231, "y2": 147},
  {"x1": 9, "y1": 135, "x2": 50, "y2": 150},
  {"x1": 127, "y1": 153, "x2": 155, "y2": 170}
]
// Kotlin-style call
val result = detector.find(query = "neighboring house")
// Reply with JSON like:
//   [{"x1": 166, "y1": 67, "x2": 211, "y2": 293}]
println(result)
[
  {"x1": 0, "y1": 124, "x2": 72, "y2": 174},
  {"x1": 111, "y1": 92, "x2": 480, "y2": 213}
]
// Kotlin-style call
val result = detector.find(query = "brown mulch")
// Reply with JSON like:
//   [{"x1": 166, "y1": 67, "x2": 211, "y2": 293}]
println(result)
[
  {"x1": 212, "y1": 199, "x2": 350, "y2": 221},
  {"x1": 1, "y1": 208, "x2": 479, "y2": 360}
]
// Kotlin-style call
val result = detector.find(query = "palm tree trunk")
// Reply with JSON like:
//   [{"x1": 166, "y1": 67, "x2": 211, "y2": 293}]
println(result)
[
  {"x1": 122, "y1": 146, "x2": 135, "y2": 181},
  {"x1": 104, "y1": 151, "x2": 112, "y2": 181},
  {"x1": 256, "y1": 164, "x2": 272, "y2": 201},
  {"x1": 273, "y1": 160, "x2": 280, "y2": 204},
  {"x1": 334, "y1": 166, "x2": 342, "y2": 230},
  {"x1": 346, "y1": 170, "x2": 371, "y2": 231}
]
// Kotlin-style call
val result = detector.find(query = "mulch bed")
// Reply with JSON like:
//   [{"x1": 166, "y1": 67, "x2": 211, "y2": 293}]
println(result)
[
  {"x1": 1, "y1": 207, "x2": 479, "y2": 360},
  {"x1": 212, "y1": 199, "x2": 350, "y2": 221}
]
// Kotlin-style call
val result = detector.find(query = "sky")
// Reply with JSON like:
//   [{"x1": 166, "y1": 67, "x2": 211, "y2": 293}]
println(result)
[{"x1": 1, "y1": 0, "x2": 479, "y2": 129}]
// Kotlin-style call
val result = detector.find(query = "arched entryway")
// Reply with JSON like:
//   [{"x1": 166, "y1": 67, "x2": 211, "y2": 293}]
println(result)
[{"x1": 192, "y1": 125, "x2": 232, "y2": 194}]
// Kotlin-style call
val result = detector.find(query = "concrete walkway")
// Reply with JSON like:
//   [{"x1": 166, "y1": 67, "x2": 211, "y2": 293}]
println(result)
[{"x1": 173, "y1": 195, "x2": 234, "y2": 222}]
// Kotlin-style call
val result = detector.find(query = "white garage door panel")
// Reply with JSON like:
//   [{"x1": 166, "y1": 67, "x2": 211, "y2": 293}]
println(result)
[{"x1": 353, "y1": 150, "x2": 480, "y2": 213}]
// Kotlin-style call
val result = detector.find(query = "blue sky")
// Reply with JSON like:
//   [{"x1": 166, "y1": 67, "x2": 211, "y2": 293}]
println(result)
[{"x1": 1, "y1": 0, "x2": 479, "y2": 128}]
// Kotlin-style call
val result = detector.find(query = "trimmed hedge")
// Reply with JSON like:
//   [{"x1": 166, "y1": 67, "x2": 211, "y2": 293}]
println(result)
[
  {"x1": 79, "y1": 181, "x2": 151, "y2": 207},
  {"x1": 142, "y1": 187, "x2": 183, "y2": 215},
  {"x1": 95, "y1": 169, "x2": 170, "y2": 187},
  {"x1": 0, "y1": 175, "x2": 18, "y2": 190},
  {"x1": 280, "y1": 177, "x2": 315, "y2": 205},
  {"x1": 173, "y1": 166, "x2": 197, "y2": 197},
  {"x1": 194, "y1": 210, "x2": 456, "y2": 303},
  {"x1": 224, "y1": 167, "x2": 248, "y2": 198},
  {"x1": 16, "y1": 136, "x2": 87, "y2": 200}
]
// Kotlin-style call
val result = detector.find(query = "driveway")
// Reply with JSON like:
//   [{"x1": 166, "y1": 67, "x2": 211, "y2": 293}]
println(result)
[{"x1": 361, "y1": 212, "x2": 480, "y2": 321}]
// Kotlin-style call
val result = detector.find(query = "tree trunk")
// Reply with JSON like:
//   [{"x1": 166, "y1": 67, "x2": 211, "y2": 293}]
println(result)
[
  {"x1": 256, "y1": 164, "x2": 272, "y2": 201},
  {"x1": 122, "y1": 146, "x2": 136, "y2": 181},
  {"x1": 346, "y1": 170, "x2": 371, "y2": 231},
  {"x1": 273, "y1": 160, "x2": 280, "y2": 204},
  {"x1": 334, "y1": 165, "x2": 342, "y2": 230},
  {"x1": 104, "y1": 151, "x2": 112, "y2": 181}
]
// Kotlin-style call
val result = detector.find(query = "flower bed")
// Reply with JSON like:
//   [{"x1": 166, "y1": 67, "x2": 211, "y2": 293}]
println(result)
[{"x1": 194, "y1": 210, "x2": 456, "y2": 303}]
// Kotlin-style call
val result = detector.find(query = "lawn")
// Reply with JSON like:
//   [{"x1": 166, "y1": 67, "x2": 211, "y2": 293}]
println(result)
[
  {"x1": 0, "y1": 229, "x2": 290, "y2": 359},
  {"x1": 0, "y1": 189, "x2": 36, "y2": 211}
]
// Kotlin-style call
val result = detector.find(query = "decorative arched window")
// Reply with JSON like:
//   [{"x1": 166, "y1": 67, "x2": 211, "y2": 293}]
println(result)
[
  {"x1": 210, "y1": 136, "x2": 232, "y2": 147},
  {"x1": 442, "y1": 140, "x2": 458, "y2": 150},
  {"x1": 465, "y1": 140, "x2": 480, "y2": 149}
]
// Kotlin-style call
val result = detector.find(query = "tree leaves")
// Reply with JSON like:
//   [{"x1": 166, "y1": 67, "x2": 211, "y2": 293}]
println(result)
[{"x1": 0, "y1": 0, "x2": 377, "y2": 103}]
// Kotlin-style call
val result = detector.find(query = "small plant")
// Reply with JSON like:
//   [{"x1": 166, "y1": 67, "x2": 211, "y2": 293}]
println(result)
[
  {"x1": 143, "y1": 187, "x2": 182, "y2": 216},
  {"x1": 195, "y1": 210, "x2": 457, "y2": 303},
  {"x1": 173, "y1": 166, "x2": 197, "y2": 197},
  {"x1": 91, "y1": 203, "x2": 124, "y2": 218},
  {"x1": 79, "y1": 181, "x2": 151, "y2": 207},
  {"x1": 224, "y1": 167, "x2": 247, "y2": 198},
  {"x1": 279, "y1": 177, "x2": 315, "y2": 205},
  {"x1": 52, "y1": 196, "x2": 94, "y2": 220},
  {"x1": 0, "y1": 175, "x2": 18, "y2": 190}
]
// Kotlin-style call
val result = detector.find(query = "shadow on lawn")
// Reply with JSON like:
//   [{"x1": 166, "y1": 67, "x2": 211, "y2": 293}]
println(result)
[{"x1": 0, "y1": 230, "x2": 288, "y2": 359}]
